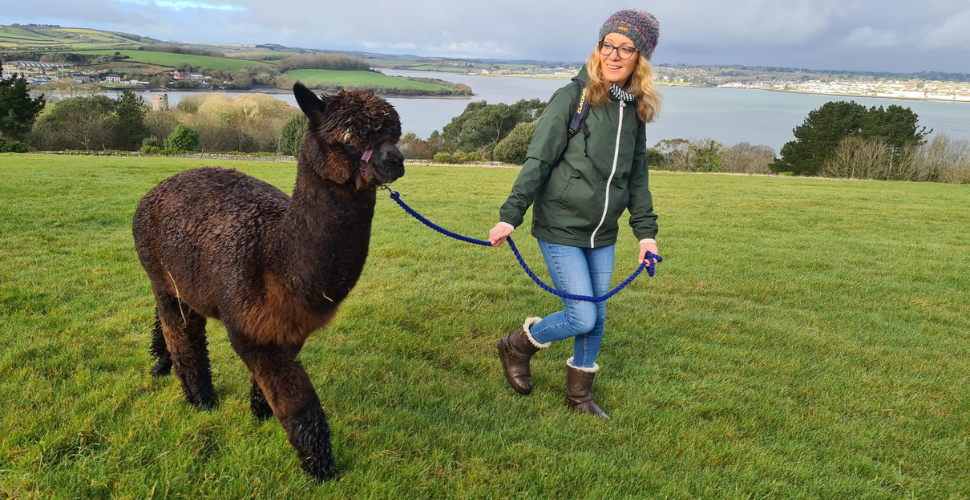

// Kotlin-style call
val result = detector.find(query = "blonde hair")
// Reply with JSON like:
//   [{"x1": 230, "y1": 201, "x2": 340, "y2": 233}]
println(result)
[{"x1": 584, "y1": 49, "x2": 662, "y2": 123}]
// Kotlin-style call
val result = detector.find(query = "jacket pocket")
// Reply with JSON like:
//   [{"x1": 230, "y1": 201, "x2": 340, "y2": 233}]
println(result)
[{"x1": 556, "y1": 167, "x2": 582, "y2": 209}]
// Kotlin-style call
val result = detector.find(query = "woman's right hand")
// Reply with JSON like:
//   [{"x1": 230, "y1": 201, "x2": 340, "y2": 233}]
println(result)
[{"x1": 489, "y1": 223, "x2": 513, "y2": 247}]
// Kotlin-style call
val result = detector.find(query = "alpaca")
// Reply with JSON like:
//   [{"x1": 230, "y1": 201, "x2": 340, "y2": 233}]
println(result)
[{"x1": 132, "y1": 83, "x2": 404, "y2": 481}]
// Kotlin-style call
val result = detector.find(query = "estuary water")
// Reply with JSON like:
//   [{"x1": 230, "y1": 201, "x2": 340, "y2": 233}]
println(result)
[{"x1": 127, "y1": 69, "x2": 970, "y2": 152}]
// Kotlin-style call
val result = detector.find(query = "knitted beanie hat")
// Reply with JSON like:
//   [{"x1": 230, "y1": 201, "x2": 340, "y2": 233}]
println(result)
[{"x1": 599, "y1": 10, "x2": 660, "y2": 60}]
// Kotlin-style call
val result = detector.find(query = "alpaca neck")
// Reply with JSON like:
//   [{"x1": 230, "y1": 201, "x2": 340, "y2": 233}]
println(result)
[{"x1": 279, "y1": 140, "x2": 376, "y2": 306}]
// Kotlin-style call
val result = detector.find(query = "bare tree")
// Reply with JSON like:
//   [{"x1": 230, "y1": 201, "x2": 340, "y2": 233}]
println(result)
[{"x1": 722, "y1": 142, "x2": 776, "y2": 174}]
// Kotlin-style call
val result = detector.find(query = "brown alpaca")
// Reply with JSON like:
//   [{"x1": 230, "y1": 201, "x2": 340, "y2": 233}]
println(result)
[{"x1": 132, "y1": 83, "x2": 404, "y2": 481}]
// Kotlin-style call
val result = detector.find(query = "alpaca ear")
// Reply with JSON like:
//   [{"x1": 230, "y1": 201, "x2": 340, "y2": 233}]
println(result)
[{"x1": 294, "y1": 83, "x2": 325, "y2": 129}]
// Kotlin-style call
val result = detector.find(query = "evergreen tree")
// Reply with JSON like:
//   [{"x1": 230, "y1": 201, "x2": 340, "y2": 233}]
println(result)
[
  {"x1": 113, "y1": 91, "x2": 149, "y2": 150},
  {"x1": 770, "y1": 101, "x2": 867, "y2": 176},
  {"x1": 770, "y1": 101, "x2": 930, "y2": 176},
  {"x1": 860, "y1": 104, "x2": 930, "y2": 149},
  {"x1": 441, "y1": 98, "x2": 547, "y2": 155},
  {"x1": 0, "y1": 58, "x2": 46, "y2": 143}
]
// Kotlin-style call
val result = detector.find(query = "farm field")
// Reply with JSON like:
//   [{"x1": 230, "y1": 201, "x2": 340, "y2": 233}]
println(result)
[
  {"x1": 0, "y1": 25, "x2": 141, "y2": 49},
  {"x1": 284, "y1": 69, "x2": 452, "y2": 91},
  {"x1": 70, "y1": 50, "x2": 271, "y2": 72},
  {"x1": 0, "y1": 154, "x2": 968, "y2": 498}
]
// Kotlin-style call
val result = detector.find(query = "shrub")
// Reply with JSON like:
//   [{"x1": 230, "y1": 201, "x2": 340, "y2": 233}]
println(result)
[
  {"x1": 139, "y1": 145, "x2": 163, "y2": 155},
  {"x1": 433, "y1": 152, "x2": 455, "y2": 164},
  {"x1": 165, "y1": 125, "x2": 200, "y2": 153},
  {"x1": 144, "y1": 110, "x2": 179, "y2": 145},
  {"x1": 1, "y1": 140, "x2": 30, "y2": 153},
  {"x1": 493, "y1": 120, "x2": 538, "y2": 165},
  {"x1": 278, "y1": 114, "x2": 307, "y2": 156},
  {"x1": 29, "y1": 95, "x2": 118, "y2": 151},
  {"x1": 465, "y1": 151, "x2": 483, "y2": 162}
]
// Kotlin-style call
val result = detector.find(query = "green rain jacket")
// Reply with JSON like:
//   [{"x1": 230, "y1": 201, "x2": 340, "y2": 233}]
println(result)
[{"x1": 499, "y1": 66, "x2": 658, "y2": 248}]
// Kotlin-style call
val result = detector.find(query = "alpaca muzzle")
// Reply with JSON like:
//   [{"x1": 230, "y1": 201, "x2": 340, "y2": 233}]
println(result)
[{"x1": 372, "y1": 142, "x2": 405, "y2": 184}]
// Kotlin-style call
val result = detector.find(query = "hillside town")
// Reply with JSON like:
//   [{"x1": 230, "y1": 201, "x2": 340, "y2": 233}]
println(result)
[
  {"x1": 1, "y1": 59, "x2": 212, "y2": 87},
  {"x1": 717, "y1": 77, "x2": 970, "y2": 102},
  {"x1": 491, "y1": 63, "x2": 970, "y2": 103},
  {"x1": 652, "y1": 65, "x2": 970, "y2": 102}
]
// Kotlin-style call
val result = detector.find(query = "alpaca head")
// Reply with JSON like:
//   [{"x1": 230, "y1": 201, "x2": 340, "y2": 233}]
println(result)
[{"x1": 294, "y1": 83, "x2": 405, "y2": 187}]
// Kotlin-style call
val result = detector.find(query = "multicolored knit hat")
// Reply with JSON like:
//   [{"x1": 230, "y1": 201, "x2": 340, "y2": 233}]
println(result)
[{"x1": 599, "y1": 10, "x2": 660, "y2": 60}]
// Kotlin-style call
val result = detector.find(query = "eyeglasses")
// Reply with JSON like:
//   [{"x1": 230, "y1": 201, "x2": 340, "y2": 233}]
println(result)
[{"x1": 598, "y1": 40, "x2": 637, "y2": 60}]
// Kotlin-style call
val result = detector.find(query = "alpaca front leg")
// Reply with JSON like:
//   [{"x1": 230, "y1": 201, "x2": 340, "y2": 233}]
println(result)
[{"x1": 235, "y1": 341, "x2": 335, "y2": 481}]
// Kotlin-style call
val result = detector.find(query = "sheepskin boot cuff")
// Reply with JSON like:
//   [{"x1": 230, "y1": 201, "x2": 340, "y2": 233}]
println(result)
[
  {"x1": 498, "y1": 316, "x2": 545, "y2": 395},
  {"x1": 566, "y1": 357, "x2": 600, "y2": 373},
  {"x1": 523, "y1": 317, "x2": 550, "y2": 349}
]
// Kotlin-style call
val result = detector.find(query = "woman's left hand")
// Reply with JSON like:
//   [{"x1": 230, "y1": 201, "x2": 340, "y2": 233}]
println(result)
[{"x1": 639, "y1": 241, "x2": 660, "y2": 266}]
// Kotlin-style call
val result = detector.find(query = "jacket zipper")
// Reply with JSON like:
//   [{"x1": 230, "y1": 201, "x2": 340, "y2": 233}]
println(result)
[{"x1": 590, "y1": 100, "x2": 625, "y2": 248}]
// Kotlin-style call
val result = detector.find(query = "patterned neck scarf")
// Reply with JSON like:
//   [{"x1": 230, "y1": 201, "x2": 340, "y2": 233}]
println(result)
[{"x1": 609, "y1": 83, "x2": 637, "y2": 102}]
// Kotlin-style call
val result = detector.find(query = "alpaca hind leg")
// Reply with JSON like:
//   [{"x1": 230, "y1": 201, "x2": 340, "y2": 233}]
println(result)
[
  {"x1": 250, "y1": 377, "x2": 273, "y2": 420},
  {"x1": 156, "y1": 292, "x2": 216, "y2": 409},
  {"x1": 149, "y1": 310, "x2": 173, "y2": 377},
  {"x1": 232, "y1": 337, "x2": 334, "y2": 481}
]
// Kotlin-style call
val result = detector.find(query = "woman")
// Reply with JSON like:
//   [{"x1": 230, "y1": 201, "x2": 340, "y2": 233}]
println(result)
[{"x1": 489, "y1": 10, "x2": 662, "y2": 420}]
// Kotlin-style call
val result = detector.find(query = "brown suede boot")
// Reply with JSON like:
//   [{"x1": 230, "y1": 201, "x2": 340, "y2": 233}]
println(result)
[
  {"x1": 565, "y1": 359, "x2": 611, "y2": 420},
  {"x1": 497, "y1": 317, "x2": 547, "y2": 395}
]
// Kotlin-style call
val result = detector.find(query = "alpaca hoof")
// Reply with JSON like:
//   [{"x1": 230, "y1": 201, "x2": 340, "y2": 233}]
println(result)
[
  {"x1": 150, "y1": 359, "x2": 172, "y2": 377},
  {"x1": 251, "y1": 401, "x2": 273, "y2": 421},
  {"x1": 192, "y1": 398, "x2": 217, "y2": 411},
  {"x1": 187, "y1": 388, "x2": 217, "y2": 410},
  {"x1": 303, "y1": 458, "x2": 336, "y2": 482}
]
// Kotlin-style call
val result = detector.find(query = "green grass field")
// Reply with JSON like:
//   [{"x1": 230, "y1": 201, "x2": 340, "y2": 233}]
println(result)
[
  {"x1": 1, "y1": 154, "x2": 969, "y2": 498},
  {"x1": 71, "y1": 50, "x2": 270, "y2": 72},
  {"x1": 284, "y1": 69, "x2": 453, "y2": 91}
]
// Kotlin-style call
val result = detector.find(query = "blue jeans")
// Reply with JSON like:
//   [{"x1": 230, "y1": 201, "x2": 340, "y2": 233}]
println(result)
[{"x1": 529, "y1": 239, "x2": 615, "y2": 368}]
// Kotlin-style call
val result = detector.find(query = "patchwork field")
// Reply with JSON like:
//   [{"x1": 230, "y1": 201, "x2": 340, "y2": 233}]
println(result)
[
  {"x1": 1, "y1": 154, "x2": 968, "y2": 498},
  {"x1": 284, "y1": 69, "x2": 453, "y2": 91},
  {"x1": 71, "y1": 50, "x2": 271, "y2": 72}
]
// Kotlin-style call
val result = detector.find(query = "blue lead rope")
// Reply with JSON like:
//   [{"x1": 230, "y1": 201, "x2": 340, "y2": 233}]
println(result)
[{"x1": 387, "y1": 189, "x2": 662, "y2": 303}]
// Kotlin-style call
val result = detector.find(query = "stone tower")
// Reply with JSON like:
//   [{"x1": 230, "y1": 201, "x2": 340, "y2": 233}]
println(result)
[{"x1": 152, "y1": 94, "x2": 169, "y2": 111}]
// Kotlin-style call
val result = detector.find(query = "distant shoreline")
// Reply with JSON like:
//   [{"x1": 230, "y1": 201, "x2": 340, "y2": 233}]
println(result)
[
  {"x1": 90, "y1": 84, "x2": 474, "y2": 99},
  {"x1": 89, "y1": 78, "x2": 970, "y2": 105},
  {"x1": 468, "y1": 72, "x2": 970, "y2": 105}
]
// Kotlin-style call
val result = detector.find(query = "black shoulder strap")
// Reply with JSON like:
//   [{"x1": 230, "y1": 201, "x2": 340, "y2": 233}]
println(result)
[{"x1": 567, "y1": 79, "x2": 590, "y2": 139}]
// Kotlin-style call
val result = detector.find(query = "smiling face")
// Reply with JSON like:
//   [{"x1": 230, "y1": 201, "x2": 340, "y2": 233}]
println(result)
[{"x1": 598, "y1": 32, "x2": 639, "y2": 88}]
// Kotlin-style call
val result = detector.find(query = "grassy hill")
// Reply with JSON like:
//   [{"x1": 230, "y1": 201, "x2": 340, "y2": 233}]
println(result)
[
  {"x1": 0, "y1": 25, "x2": 149, "y2": 50},
  {"x1": 1, "y1": 154, "x2": 968, "y2": 497}
]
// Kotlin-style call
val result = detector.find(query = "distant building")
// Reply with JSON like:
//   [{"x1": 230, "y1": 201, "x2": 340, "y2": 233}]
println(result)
[
  {"x1": 104, "y1": 74, "x2": 122, "y2": 83},
  {"x1": 172, "y1": 70, "x2": 187, "y2": 80},
  {"x1": 1, "y1": 61, "x2": 68, "y2": 76},
  {"x1": 152, "y1": 94, "x2": 170, "y2": 111}
]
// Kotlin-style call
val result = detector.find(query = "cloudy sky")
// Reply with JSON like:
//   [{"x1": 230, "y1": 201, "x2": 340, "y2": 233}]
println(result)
[{"x1": 5, "y1": 0, "x2": 970, "y2": 73}]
